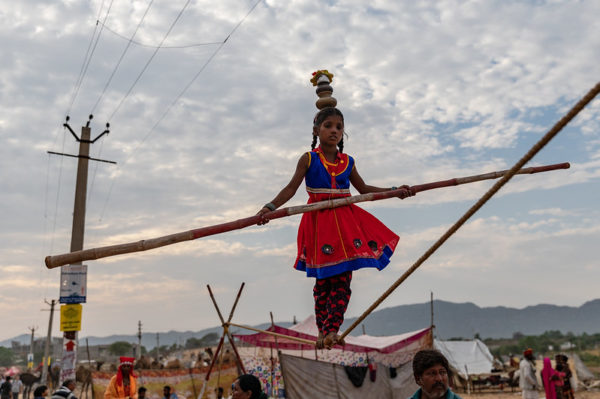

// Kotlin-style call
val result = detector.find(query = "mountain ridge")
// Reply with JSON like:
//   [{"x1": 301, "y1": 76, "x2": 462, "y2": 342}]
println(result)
[{"x1": 3, "y1": 299, "x2": 598, "y2": 348}]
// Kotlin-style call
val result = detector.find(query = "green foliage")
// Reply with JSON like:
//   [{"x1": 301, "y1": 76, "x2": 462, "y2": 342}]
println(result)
[
  {"x1": 0, "y1": 347, "x2": 14, "y2": 367},
  {"x1": 185, "y1": 333, "x2": 219, "y2": 349},
  {"x1": 108, "y1": 341, "x2": 134, "y2": 356},
  {"x1": 579, "y1": 352, "x2": 600, "y2": 367},
  {"x1": 485, "y1": 330, "x2": 600, "y2": 360}
]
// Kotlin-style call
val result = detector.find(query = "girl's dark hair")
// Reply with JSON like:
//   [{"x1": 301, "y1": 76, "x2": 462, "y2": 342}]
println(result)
[
  {"x1": 412, "y1": 349, "x2": 452, "y2": 379},
  {"x1": 33, "y1": 386, "x2": 48, "y2": 398},
  {"x1": 311, "y1": 107, "x2": 344, "y2": 153},
  {"x1": 237, "y1": 374, "x2": 267, "y2": 399}
]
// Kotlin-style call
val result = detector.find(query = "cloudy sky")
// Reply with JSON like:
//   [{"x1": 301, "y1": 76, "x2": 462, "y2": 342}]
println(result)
[{"x1": 1, "y1": 0, "x2": 599, "y2": 342}]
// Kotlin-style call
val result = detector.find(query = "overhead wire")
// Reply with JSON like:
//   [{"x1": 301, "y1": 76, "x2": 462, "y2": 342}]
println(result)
[
  {"x1": 98, "y1": 19, "x2": 223, "y2": 49},
  {"x1": 87, "y1": 0, "x2": 156, "y2": 207},
  {"x1": 106, "y1": 0, "x2": 195, "y2": 122},
  {"x1": 90, "y1": 0, "x2": 156, "y2": 115},
  {"x1": 66, "y1": 0, "x2": 115, "y2": 116},
  {"x1": 97, "y1": 0, "x2": 264, "y2": 222}
]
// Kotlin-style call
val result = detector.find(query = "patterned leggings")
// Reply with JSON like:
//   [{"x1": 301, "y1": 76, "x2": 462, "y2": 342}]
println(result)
[{"x1": 313, "y1": 271, "x2": 352, "y2": 335}]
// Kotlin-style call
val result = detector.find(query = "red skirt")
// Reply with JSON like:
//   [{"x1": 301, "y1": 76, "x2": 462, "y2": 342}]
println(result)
[{"x1": 294, "y1": 200, "x2": 399, "y2": 279}]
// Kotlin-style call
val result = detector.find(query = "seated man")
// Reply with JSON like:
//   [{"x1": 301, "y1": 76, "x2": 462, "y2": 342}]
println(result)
[{"x1": 409, "y1": 349, "x2": 462, "y2": 399}]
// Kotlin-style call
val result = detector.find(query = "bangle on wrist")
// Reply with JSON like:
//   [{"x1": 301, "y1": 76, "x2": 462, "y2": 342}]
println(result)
[
  {"x1": 391, "y1": 186, "x2": 398, "y2": 190},
  {"x1": 264, "y1": 202, "x2": 276, "y2": 211}
]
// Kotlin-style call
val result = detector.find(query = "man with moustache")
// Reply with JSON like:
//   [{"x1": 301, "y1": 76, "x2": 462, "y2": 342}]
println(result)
[{"x1": 409, "y1": 349, "x2": 462, "y2": 399}]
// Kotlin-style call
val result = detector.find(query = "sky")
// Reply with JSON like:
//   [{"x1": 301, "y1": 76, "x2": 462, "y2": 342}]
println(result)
[{"x1": 1, "y1": 0, "x2": 599, "y2": 343}]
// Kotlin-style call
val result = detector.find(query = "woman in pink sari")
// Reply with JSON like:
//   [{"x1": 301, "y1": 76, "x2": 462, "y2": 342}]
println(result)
[{"x1": 541, "y1": 357, "x2": 565, "y2": 399}]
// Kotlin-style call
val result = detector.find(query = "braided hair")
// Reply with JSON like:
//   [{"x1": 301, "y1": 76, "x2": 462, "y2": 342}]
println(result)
[{"x1": 311, "y1": 107, "x2": 344, "y2": 153}]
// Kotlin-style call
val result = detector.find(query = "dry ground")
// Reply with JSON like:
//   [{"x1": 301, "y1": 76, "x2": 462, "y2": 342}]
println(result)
[{"x1": 462, "y1": 391, "x2": 600, "y2": 399}]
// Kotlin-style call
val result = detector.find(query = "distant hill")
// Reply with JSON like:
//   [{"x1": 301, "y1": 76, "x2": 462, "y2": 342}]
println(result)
[
  {"x1": 341, "y1": 298, "x2": 600, "y2": 339},
  {"x1": 3, "y1": 299, "x2": 599, "y2": 348}
]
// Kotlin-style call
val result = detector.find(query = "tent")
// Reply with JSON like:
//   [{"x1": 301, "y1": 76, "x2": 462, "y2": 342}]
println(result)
[
  {"x1": 233, "y1": 316, "x2": 433, "y2": 398},
  {"x1": 235, "y1": 315, "x2": 433, "y2": 366},
  {"x1": 571, "y1": 353, "x2": 595, "y2": 384},
  {"x1": 279, "y1": 353, "x2": 418, "y2": 399},
  {"x1": 434, "y1": 339, "x2": 495, "y2": 378}
]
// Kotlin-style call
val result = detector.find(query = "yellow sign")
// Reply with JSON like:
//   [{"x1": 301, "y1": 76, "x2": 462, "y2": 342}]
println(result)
[{"x1": 60, "y1": 304, "x2": 82, "y2": 331}]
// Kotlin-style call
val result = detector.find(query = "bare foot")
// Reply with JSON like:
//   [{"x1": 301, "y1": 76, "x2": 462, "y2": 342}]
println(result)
[
  {"x1": 316, "y1": 332, "x2": 324, "y2": 349},
  {"x1": 323, "y1": 332, "x2": 337, "y2": 349}
]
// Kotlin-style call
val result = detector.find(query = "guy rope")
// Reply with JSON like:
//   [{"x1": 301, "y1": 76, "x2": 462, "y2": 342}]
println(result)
[{"x1": 46, "y1": 162, "x2": 569, "y2": 268}]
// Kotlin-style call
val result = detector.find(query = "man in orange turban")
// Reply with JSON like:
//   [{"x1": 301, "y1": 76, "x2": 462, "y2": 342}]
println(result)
[{"x1": 104, "y1": 357, "x2": 137, "y2": 399}]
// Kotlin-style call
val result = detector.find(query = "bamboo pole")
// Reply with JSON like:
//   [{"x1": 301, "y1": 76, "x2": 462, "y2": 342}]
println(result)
[
  {"x1": 337, "y1": 81, "x2": 600, "y2": 341},
  {"x1": 45, "y1": 162, "x2": 569, "y2": 268}
]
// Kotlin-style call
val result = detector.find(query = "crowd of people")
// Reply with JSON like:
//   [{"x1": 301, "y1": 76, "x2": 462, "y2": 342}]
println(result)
[
  {"x1": 520, "y1": 348, "x2": 576, "y2": 399},
  {"x1": 0, "y1": 347, "x2": 580, "y2": 399}
]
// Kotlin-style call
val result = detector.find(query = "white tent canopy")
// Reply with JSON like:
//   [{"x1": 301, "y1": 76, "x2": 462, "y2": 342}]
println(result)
[{"x1": 434, "y1": 339, "x2": 494, "y2": 378}]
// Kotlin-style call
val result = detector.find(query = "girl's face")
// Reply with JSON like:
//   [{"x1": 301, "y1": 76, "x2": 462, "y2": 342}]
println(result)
[
  {"x1": 231, "y1": 380, "x2": 251, "y2": 399},
  {"x1": 314, "y1": 115, "x2": 344, "y2": 147}
]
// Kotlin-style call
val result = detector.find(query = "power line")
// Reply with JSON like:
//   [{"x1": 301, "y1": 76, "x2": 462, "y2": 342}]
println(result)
[
  {"x1": 90, "y1": 0, "x2": 156, "y2": 115},
  {"x1": 66, "y1": 0, "x2": 115, "y2": 115},
  {"x1": 106, "y1": 0, "x2": 194, "y2": 122},
  {"x1": 98, "y1": 19, "x2": 223, "y2": 49},
  {"x1": 98, "y1": 0, "x2": 264, "y2": 222}
]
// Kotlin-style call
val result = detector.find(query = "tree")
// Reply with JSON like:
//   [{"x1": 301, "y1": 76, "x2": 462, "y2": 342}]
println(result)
[
  {"x1": 0, "y1": 347, "x2": 14, "y2": 367},
  {"x1": 185, "y1": 338, "x2": 203, "y2": 349},
  {"x1": 185, "y1": 333, "x2": 219, "y2": 349},
  {"x1": 108, "y1": 341, "x2": 133, "y2": 356}
]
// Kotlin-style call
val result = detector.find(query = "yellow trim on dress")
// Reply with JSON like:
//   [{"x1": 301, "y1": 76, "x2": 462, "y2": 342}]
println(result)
[{"x1": 317, "y1": 151, "x2": 350, "y2": 176}]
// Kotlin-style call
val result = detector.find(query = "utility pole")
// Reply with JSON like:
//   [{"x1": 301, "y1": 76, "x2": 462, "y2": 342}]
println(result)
[
  {"x1": 48, "y1": 115, "x2": 115, "y2": 382},
  {"x1": 27, "y1": 326, "x2": 37, "y2": 370},
  {"x1": 430, "y1": 291, "x2": 435, "y2": 340},
  {"x1": 41, "y1": 299, "x2": 56, "y2": 384},
  {"x1": 137, "y1": 321, "x2": 142, "y2": 360},
  {"x1": 155, "y1": 333, "x2": 160, "y2": 361}
]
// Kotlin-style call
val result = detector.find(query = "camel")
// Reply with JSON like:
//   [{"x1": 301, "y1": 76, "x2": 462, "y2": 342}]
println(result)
[
  {"x1": 48, "y1": 366, "x2": 61, "y2": 390},
  {"x1": 19, "y1": 373, "x2": 41, "y2": 399},
  {"x1": 75, "y1": 366, "x2": 93, "y2": 399}
]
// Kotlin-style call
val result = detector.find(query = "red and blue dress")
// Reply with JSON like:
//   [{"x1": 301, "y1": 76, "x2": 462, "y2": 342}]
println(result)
[{"x1": 294, "y1": 147, "x2": 400, "y2": 280}]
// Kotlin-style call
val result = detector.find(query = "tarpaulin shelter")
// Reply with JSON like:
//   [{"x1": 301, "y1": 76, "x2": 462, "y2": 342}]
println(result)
[
  {"x1": 279, "y1": 353, "x2": 418, "y2": 399},
  {"x1": 233, "y1": 316, "x2": 433, "y2": 398},
  {"x1": 235, "y1": 315, "x2": 433, "y2": 366},
  {"x1": 3, "y1": 366, "x2": 21, "y2": 376},
  {"x1": 434, "y1": 339, "x2": 494, "y2": 378}
]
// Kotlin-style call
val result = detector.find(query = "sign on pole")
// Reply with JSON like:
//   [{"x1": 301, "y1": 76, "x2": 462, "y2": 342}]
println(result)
[
  {"x1": 59, "y1": 265, "x2": 87, "y2": 303},
  {"x1": 60, "y1": 331, "x2": 77, "y2": 381},
  {"x1": 60, "y1": 304, "x2": 82, "y2": 332}
]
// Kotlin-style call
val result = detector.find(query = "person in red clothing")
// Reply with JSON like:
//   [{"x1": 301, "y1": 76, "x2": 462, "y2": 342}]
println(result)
[{"x1": 258, "y1": 71, "x2": 412, "y2": 349}]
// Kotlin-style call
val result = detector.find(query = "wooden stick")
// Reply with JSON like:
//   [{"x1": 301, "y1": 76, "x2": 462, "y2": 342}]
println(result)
[{"x1": 44, "y1": 162, "x2": 569, "y2": 268}]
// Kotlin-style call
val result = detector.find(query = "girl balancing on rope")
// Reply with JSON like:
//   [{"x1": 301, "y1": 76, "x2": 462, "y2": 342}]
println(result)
[{"x1": 257, "y1": 70, "x2": 413, "y2": 349}]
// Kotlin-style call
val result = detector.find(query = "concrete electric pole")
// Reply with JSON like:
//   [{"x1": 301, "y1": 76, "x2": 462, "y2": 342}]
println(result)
[{"x1": 47, "y1": 115, "x2": 115, "y2": 381}]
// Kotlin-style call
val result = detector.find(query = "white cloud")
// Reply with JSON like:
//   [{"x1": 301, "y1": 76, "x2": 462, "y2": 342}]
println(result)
[{"x1": 1, "y1": 0, "x2": 599, "y2": 340}]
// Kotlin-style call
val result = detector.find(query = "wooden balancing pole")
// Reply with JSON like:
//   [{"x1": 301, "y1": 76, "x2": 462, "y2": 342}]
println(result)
[{"x1": 45, "y1": 162, "x2": 569, "y2": 269}]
